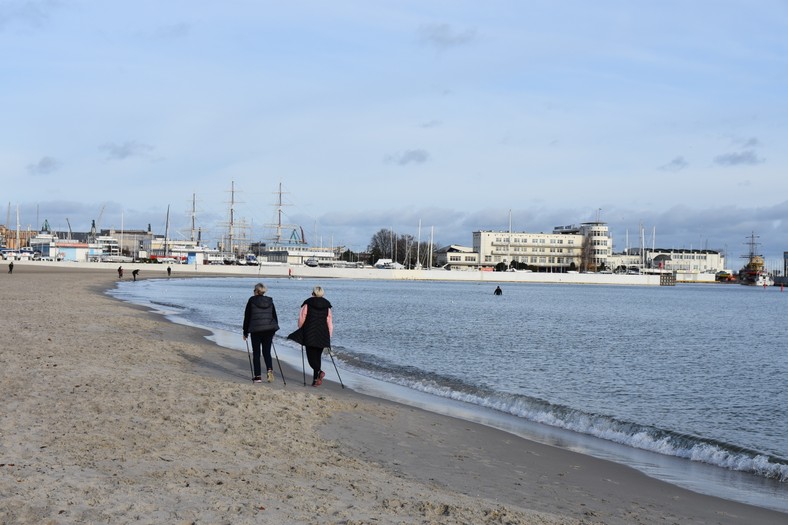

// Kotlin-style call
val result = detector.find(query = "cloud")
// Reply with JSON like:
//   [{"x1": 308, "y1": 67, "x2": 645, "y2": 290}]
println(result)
[
  {"x1": 419, "y1": 120, "x2": 442, "y2": 129},
  {"x1": 713, "y1": 150, "x2": 763, "y2": 166},
  {"x1": 0, "y1": 0, "x2": 58, "y2": 31},
  {"x1": 658, "y1": 156, "x2": 689, "y2": 172},
  {"x1": 27, "y1": 156, "x2": 61, "y2": 175},
  {"x1": 418, "y1": 23, "x2": 477, "y2": 50},
  {"x1": 100, "y1": 141, "x2": 155, "y2": 161},
  {"x1": 152, "y1": 22, "x2": 190, "y2": 39},
  {"x1": 384, "y1": 149, "x2": 430, "y2": 166}
]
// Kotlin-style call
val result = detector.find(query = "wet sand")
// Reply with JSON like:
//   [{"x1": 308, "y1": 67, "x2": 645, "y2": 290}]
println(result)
[{"x1": 1, "y1": 262, "x2": 785, "y2": 524}]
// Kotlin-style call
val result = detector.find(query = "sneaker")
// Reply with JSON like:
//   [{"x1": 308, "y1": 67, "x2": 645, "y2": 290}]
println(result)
[
  {"x1": 314, "y1": 370, "x2": 325, "y2": 386},
  {"x1": 253, "y1": 376, "x2": 262, "y2": 383},
  {"x1": 267, "y1": 370, "x2": 274, "y2": 383}
]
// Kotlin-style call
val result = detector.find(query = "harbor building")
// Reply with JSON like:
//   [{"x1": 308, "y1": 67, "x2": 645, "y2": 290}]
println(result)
[
  {"x1": 607, "y1": 248, "x2": 726, "y2": 275},
  {"x1": 435, "y1": 245, "x2": 480, "y2": 270},
  {"x1": 473, "y1": 230, "x2": 582, "y2": 271},
  {"x1": 472, "y1": 221, "x2": 612, "y2": 272}
]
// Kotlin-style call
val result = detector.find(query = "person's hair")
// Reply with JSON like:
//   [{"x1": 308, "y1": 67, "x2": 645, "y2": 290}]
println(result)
[
  {"x1": 254, "y1": 283, "x2": 267, "y2": 295},
  {"x1": 312, "y1": 285, "x2": 324, "y2": 298}
]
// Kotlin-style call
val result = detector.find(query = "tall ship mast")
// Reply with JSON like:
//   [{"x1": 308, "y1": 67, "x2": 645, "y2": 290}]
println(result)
[
  {"x1": 267, "y1": 182, "x2": 306, "y2": 246},
  {"x1": 738, "y1": 232, "x2": 773, "y2": 287}
]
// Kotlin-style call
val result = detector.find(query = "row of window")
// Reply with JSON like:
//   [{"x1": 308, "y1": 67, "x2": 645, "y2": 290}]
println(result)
[
  {"x1": 671, "y1": 254, "x2": 709, "y2": 260},
  {"x1": 485, "y1": 255, "x2": 577, "y2": 264},
  {"x1": 507, "y1": 247, "x2": 573, "y2": 253},
  {"x1": 491, "y1": 238, "x2": 577, "y2": 245}
]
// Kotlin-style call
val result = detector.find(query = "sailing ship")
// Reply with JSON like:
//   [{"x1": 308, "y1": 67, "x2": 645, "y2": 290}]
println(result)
[{"x1": 738, "y1": 232, "x2": 774, "y2": 287}]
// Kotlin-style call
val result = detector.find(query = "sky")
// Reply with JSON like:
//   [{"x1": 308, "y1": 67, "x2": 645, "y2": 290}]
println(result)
[{"x1": 2, "y1": 0, "x2": 788, "y2": 268}]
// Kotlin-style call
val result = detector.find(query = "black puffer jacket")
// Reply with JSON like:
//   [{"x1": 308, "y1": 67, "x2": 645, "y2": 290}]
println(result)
[
  {"x1": 300, "y1": 296, "x2": 332, "y2": 348},
  {"x1": 243, "y1": 295, "x2": 279, "y2": 337}
]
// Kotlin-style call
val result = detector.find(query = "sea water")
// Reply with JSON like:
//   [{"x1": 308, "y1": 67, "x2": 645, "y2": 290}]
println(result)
[{"x1": 110, "y1": 277, "x2": 788, "y2": 512}]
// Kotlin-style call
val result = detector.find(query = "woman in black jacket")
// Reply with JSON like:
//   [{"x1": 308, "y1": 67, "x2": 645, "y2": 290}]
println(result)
[
  {"x1": 243, "y1": 283, "x2": 279, "y2": 383},
  {"x1": 298, "y1": 286, "x2": 333, "y2": 386}
]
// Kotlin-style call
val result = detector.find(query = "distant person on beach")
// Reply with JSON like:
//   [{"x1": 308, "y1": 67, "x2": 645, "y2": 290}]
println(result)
[
  {"x1": 132, "y1": 269, "x2": 139, "y2": 281},
  {"x1": 243, "y1": 283, "x2": 279, "y2": 383},
  {"x1": 494, "y1": 286, "x2": 502, "y2": 296},
  {"x1": 167, "y1": 265, "x2": 172, "y2": 277},
  {"x1": 117, "y1": 266, "x2": 123, "y2": 279},
  {"x1": 8, "y1": 261, "x2": 13, "y2": 274},
  {"x1": 298, "y1": 286, "x2": 333, "y2": 387}
]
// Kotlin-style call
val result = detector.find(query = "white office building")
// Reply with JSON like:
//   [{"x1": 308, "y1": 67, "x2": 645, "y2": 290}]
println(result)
[
  {"x1": 608, "y1": 248, "x2": 726, "y2": 274},
  {"x1": 435, "y1": 245, "x2": 480, "y2": 270},
  {"x1": 473, "y1": 230, "x2": 584, "y2": 271},
  {"x1": 472, "y1": 221, "x2": 612, "y2": 271}
]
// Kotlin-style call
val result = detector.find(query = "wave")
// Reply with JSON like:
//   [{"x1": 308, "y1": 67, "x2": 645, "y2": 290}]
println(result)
[
  {"x1": 335, "y1": 348, "x2": 788, "y2": 482},
  {"x1": 149, "y1": 300, "x2": 188, "y2": 310},
  {"x1": 108, "y1": 280, "x2": 788, "y2": 485}
]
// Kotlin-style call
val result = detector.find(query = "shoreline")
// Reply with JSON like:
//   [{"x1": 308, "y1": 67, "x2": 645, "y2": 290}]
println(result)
[
  {"x1": 114, "y1": 271, "x2": 788, "y2": 514},
  {"x1": 2, "y1": 263, "x2": 785, "y2": 524},
  {"x1": 10, "y1": 258, "x2": 695, "y2": 285}
]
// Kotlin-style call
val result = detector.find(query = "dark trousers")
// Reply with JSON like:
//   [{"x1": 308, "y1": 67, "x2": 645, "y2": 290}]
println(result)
[
  {"x1": 305, "y1": 346, "x2": 323, "y2": 380},
  {"x1": 250, "y1": 331, "x2": 275, "y2": 377}
]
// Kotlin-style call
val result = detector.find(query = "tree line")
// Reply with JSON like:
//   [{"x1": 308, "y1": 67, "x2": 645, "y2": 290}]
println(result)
[{"x1": 363, "y1": 228, "x2": 439, "y2": 268}]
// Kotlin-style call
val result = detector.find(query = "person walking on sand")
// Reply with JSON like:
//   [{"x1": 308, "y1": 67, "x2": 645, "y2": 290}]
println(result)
[
  {"x1": 8, "y1": 261, "x2": 13, "y2": 274},
  {"x1": 243, "y1": 283, "x2": 280, "y2": 383},
  {"x1": 132, "y1": 269, "x2": 139, "y2": 281},
  {"x1": 298, "y1": 286, "x2": 333, "y2": 387},
  {"x1": 167, "y1": 265, "x2": 172, "y2": 277},
  {"x1": 117, "y1": 266, "x2": 123, "y2": 279}
]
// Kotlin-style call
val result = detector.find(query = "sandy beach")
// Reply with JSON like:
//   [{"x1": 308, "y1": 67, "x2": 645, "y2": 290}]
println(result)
[{"x1": 1, "y1": 262, "x2": 785, "y2": 524}]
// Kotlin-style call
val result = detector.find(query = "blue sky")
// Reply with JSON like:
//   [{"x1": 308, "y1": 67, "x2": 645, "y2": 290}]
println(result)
[{"x1": 2, "y1": 1, "x2": 787, "y2": 267}]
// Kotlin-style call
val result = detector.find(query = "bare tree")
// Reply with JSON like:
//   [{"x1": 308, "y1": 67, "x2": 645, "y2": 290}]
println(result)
[
  {"x1": 367, "y1": 229, "x2": 437, "y2": 267},
  {"x1": 580, "y1": 236, "x2": 596, "y2": 272},
  {"x1": 367, "y1": 228, "x2": 395, "y2": 263}
]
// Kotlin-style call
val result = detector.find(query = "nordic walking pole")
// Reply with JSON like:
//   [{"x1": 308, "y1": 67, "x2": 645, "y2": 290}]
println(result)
[
  {"x1": 271, "y1": 340, "x2": 286, "y2": 386},
  {"x1": 244, "y1": 339, "x2": 254, "y2": 381},
  {"x1": 327, "y1": 347, "x2": 345, "y2": 389},
  {"x1": 301, "y1": 345, "x2": 307, "y2": 386}
]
